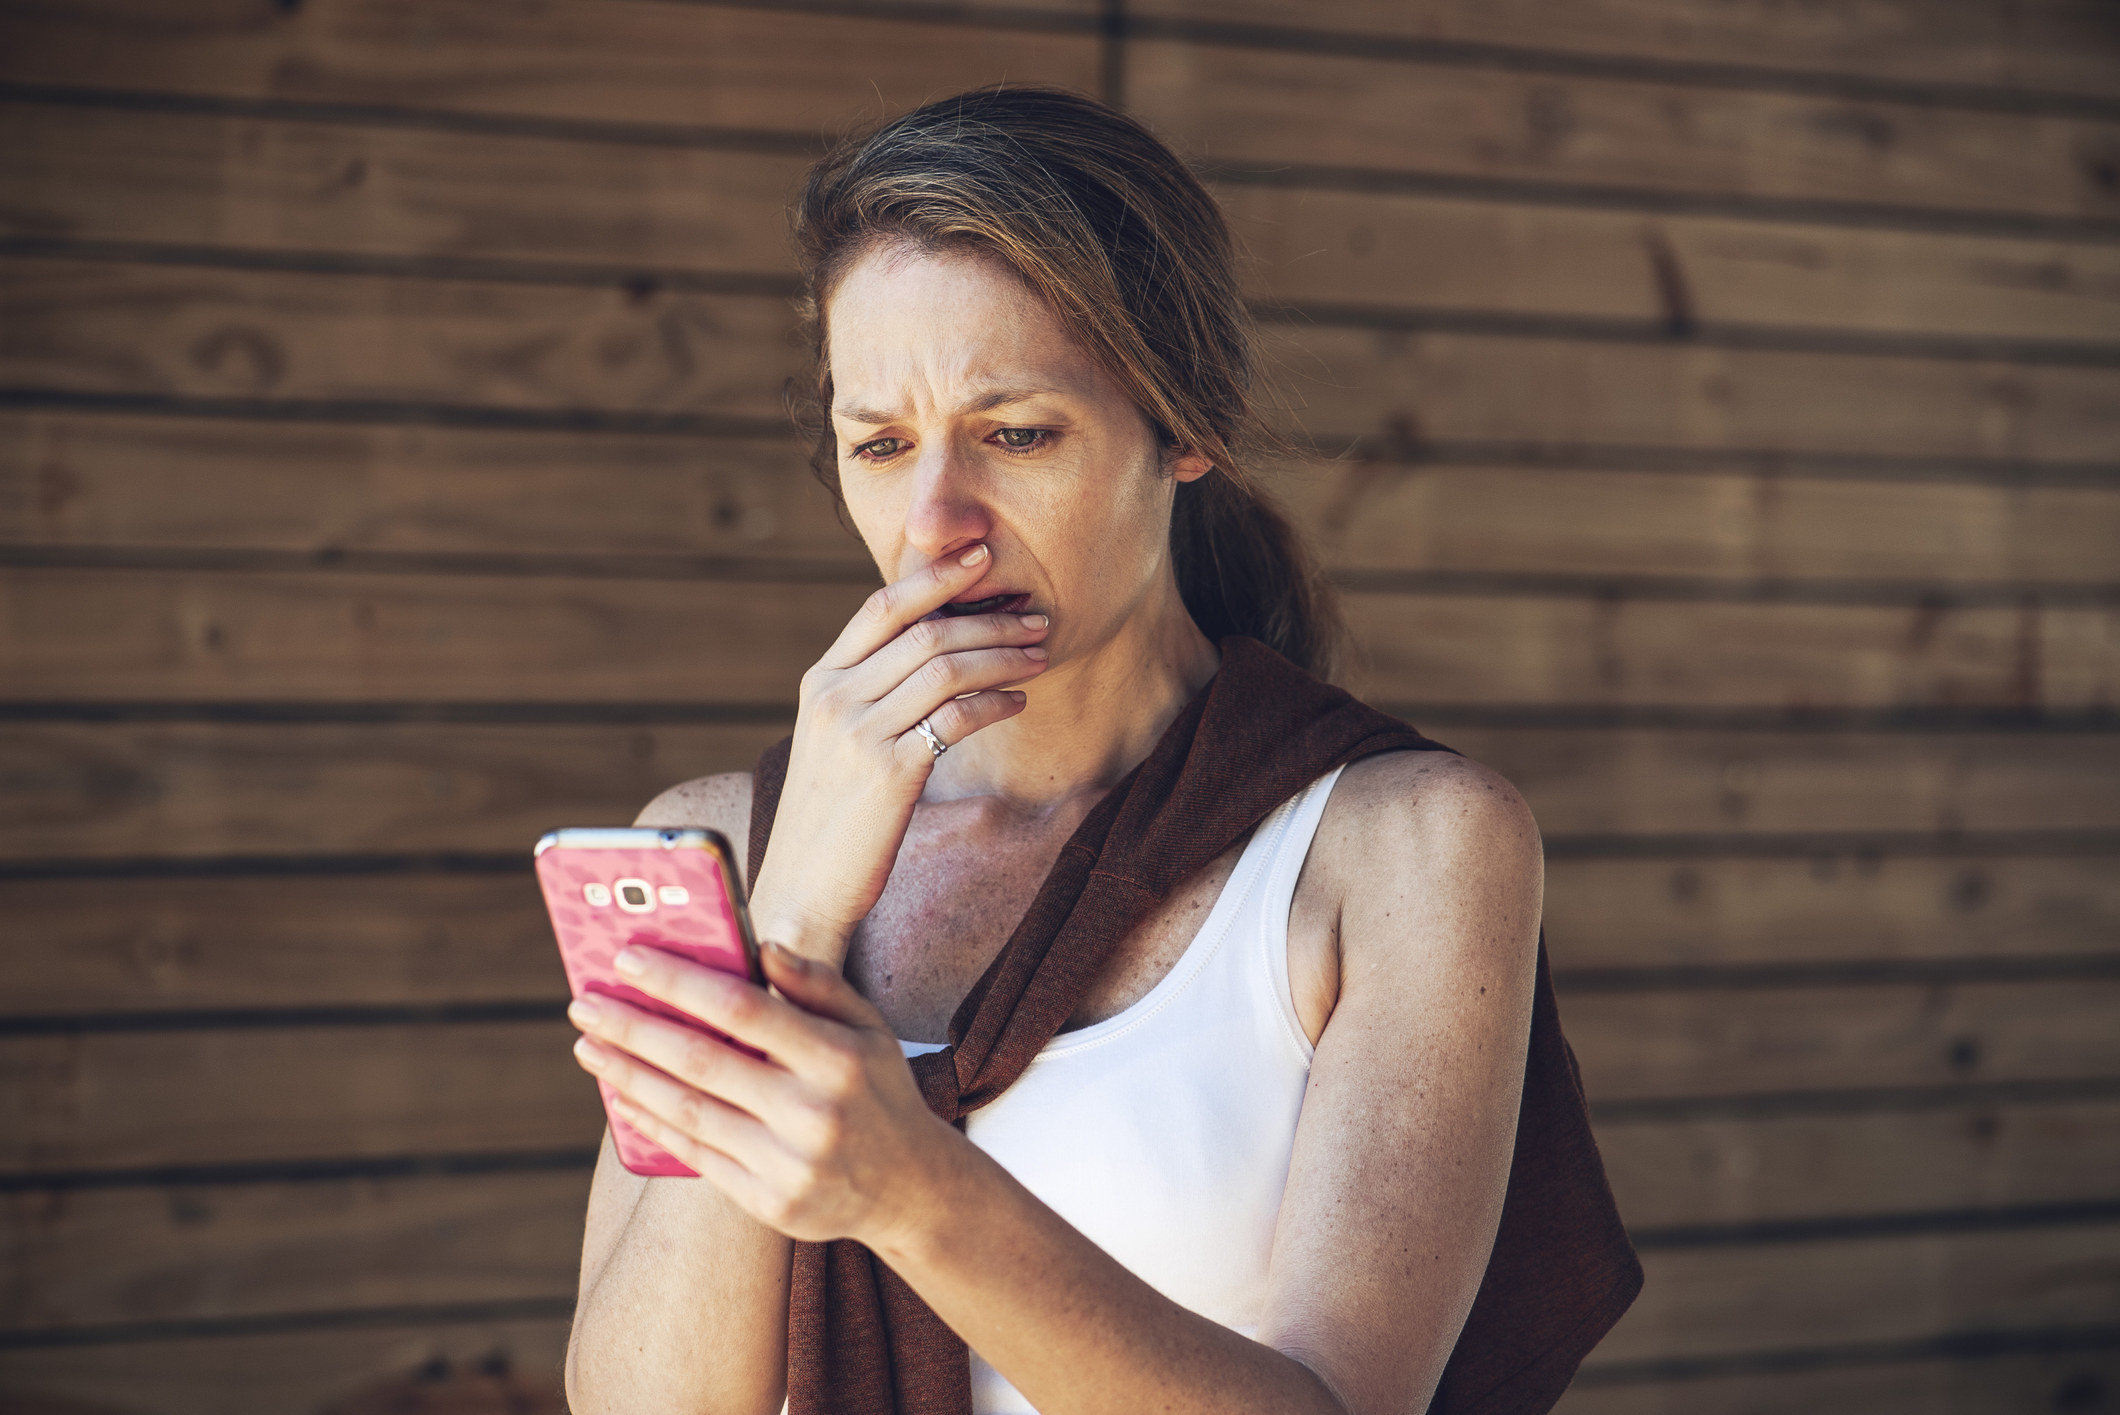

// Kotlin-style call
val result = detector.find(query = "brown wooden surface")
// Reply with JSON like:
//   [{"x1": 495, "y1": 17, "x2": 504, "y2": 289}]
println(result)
[
  {"x1": 0, "y1": 1317, "x2": 573, "y2": 1415},
  {"x1": 3, "y1": 0, "x2": 2116, "y2": 1406},
  {"x1": 15, "y1": 410, "x2": 2120, "y2": 587},
  {"x1": 1544, "y1": 856, "x2": 2120, "y2": 967},
  {"x1": 7, "y1": 722, "x2": 2114, "y2": 865},
  {"x1": 1558, "y1": 1349, "x2": 2120, "y2": 1415},
  {"x1": 1129, "y1": 39, "x2": 2120, "y2": 221},
  {"x1": 10, "y1": 564, "x2": 2115, "y2": 708},
  {"x1": 1129, "y1": 0, "x2": 2120, "y2": 101},
  {"x1": 1600, "y1": 1221, "x2": 2120, "y2": 1360}
]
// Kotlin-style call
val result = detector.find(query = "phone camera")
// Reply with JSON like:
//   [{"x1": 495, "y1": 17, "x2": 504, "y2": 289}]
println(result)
[
  {"x1": 582, "y1": 882, "x2": 612, "y2": 908},
  {"x1": 614, "y1": 878, "x2": 656, "y2": 913}
]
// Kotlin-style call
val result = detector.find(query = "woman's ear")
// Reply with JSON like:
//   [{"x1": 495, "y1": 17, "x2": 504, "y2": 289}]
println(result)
[{"x1": 1166, "y1": 448, "x2": 1214, "y2": 484}]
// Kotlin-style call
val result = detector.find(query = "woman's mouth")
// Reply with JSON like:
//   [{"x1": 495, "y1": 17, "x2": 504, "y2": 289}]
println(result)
[{"x1": 934, "y1": 592, "x2": 1032, "y2": 618}]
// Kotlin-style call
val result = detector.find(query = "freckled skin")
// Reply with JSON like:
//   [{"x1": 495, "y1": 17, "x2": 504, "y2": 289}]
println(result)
[{"x1": 562, "y1": 246, "x2": 1545, "y2": 1415}]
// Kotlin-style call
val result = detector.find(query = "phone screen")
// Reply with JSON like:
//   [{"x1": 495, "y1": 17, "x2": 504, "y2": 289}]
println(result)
[{"x1": 535, "y1": 827, "x2": 764, "y2": 1176}]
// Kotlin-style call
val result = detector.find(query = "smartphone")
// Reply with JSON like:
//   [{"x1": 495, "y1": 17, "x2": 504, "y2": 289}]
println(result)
[{"x1": 535, "y1": 826, "x2": 765, "y2": 1177}]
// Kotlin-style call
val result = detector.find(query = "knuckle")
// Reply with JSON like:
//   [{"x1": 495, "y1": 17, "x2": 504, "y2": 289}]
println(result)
[
  {"x1": 906, "y1": 617, "x2": 946, "y2": 655},
  {"x1": 863, "y1": 584, "x2": 898, "y2": 623},
  {"x1": 677, "y1": 1032, "x2": 723, "y2": 1081},
  {"x1": 916, "y1": 654, "x2": 961, "y2": 693}
]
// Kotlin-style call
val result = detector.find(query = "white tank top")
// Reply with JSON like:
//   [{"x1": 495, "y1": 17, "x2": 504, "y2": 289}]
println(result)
[{"x1": 902, "y1": 765, "x2": 1346, "y2": 1414}]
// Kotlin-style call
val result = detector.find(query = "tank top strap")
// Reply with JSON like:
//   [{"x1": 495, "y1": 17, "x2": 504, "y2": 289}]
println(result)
[{"x1": 1248, "y1": 763, "x2": 1347, "y2": 1062}]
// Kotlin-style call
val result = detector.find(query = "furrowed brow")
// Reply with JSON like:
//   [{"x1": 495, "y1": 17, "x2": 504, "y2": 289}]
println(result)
[{"x1": 831, "y1": 387, "x2": 1059, "y2": 426}]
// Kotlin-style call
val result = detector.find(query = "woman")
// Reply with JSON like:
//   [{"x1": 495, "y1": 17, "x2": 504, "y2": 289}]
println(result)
[{"x1": 561, "y1": 86, "x2": 1637, "y2": 1415}]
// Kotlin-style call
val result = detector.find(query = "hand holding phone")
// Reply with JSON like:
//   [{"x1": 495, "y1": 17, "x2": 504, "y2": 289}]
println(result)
[{"x1": 536, "y1": 827, "x2": 764, "y2": 1176}]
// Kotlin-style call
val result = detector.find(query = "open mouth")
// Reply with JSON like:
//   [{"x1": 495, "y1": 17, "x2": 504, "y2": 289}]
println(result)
[{"x1": 933, "y1": 592, "x2": 1032, "y2": 619}]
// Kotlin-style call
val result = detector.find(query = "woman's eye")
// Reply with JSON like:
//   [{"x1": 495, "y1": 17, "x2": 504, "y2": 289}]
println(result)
[
  {"x1": 853, "y1": 437, "x2": 908, "y2": 461},
  {"x1": 993, "y1": 428, "x2": 1048, "y2": 452}
]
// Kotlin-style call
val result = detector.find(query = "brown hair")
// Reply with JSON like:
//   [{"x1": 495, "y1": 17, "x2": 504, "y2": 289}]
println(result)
[{"x1": 787, "y1": 84, "x2": 1342, "y2": 677}]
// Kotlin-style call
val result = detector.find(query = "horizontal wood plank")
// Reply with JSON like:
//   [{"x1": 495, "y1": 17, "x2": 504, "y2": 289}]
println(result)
[
  {"x1": 1130, "y1": 0, "x2": 2120, "y2": 104},
  {"x1": 5, "y1": 854, "x2": 2116, "y2": 1021},
  {"x1": 2, "y1": 1170, "x2": 584, "y2": 1333},
  {"x1": 1278, "y1": 457, "x2": 2120, "y2": 586},
  {"x1": 0, "y1": 1315, "x2": 570, "y2": 1415},
  {"x1": 1593, "y1": 1220, "x2": 2120, "y2": 1362},
  {"x1": 1604, "y1": 1096, "x2": 2120, "y2": 1229},
  {"x1": 10, "y1": 259, "x2": 2120, "y2": 463},
  {"x1": 1224, "y1": 182, "x2": 2120, "y2": 346},
  {"x1": 0, "y1": 257, "x2": 800, "y2": 417},
  {"x1": 7, "y1": 981, "x2": 2114, "y2": 1173},
  {"x1": 5, "y1": 722, "x2": 2114, "y2": 864},
  {"x1": 1545, "y1": 856, "x2": 2120, "y2": 969},
  {"x1": 0, "y1": 1021, "x2": 602, "y2": 1173},
  {"x1": 14, "y1": 412, "x2": 2120, "y2": 588},
  {"x1": 0, "y1": 413, "x2": 857, "y2": 564},
  {"x1": 0, "y1": 875, "x2": 562, "y2": 1015},
  {"x1": 9, "y1": 1101, "x2": 2117, "y2": 1331},
  {"x1": 0, "y1": 721, "x2": 785, "y2": 863},
  {"x1": 1559, "y1": 1349, "x2": 2120, "y2": 1414},
  {"x1": 1568, "y1": 979, "x2": 2120, "y2": 1102},
  {"x1": 1129, "y1": 39, "x2": 2120, "y2": 222},
  {"x1": 0, "y1": 0, "x2": 1101, "y2": 133},
  {"x1": 7, "y1": 565, "x2": 2114, "y2": 709},
  {"x1": 1267, "y1": 323, "x2": 2120, "y2": 463},
  {"x1": 14, "y1": 100, "x2": 2120, "y2": 349}
]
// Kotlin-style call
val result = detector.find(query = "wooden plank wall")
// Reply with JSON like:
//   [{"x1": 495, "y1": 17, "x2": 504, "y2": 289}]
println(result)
[{"x1": 2, "y1": 1, "x2": 2117, "y2": 1410}]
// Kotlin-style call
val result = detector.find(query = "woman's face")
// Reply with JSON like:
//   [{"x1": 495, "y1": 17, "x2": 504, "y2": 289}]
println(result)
[{"x1": 824, "y1": 243, "x2": 1207, "y2": 664}]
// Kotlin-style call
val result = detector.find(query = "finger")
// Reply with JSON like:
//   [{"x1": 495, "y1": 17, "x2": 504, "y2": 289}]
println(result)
[
  {"x1": 605, "y1": 1089, "x2": 757, "y2": 1196},
  {"x1": 576, "y1": 1032, "x2": 775, "y2": 1170},
  {"x1": 607, "y1": 947, "x2": 874, "y2": 1077},
  {"x1": 843, "y1": 609, "x2": 1049, "y2": 707},
  {"x1": 900, "y1": 689, "x2": 1027, "y2": 760},
  {"x1": 871, "y1": 644, "x2": 1048, "y2": 737},
  {"x1": 759, "y1": 940, "x2": 888, "y2": 1030},
  {"x1": 569, "y1": 989, "x2": 799, "y2": 1118},
  {"x1": 819, "y1": 543, "x2": 994, "y2": 669}
]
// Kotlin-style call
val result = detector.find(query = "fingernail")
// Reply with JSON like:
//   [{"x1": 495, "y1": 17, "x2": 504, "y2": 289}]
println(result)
[
  {"x1": 1019, "y1": 614, "x2": 1048, "y2": 629},
  {"x1": 573, "y1": 1035, "x2": 607, "y2": 1069},
  {"x1": 568, "y1": 997, "x2": 603, "y2": 1026},
  {"x1": 613, "y1": 948, "x2": 646, "y2": 977},
  {"x1": 959, "y1": 544, "x2": 988, "y2": 566},
  {"x1": 1023, "y1": 645, "x2": 1048, "y2": 660}
]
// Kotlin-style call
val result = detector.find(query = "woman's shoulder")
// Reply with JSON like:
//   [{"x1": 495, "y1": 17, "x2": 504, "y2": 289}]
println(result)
[
  {"x1": 634, "y1": 772, "x2": 757, "y2": 876},
  {"x1": 1313, "y1": 748, "x2": 1543, "y2": 940}
]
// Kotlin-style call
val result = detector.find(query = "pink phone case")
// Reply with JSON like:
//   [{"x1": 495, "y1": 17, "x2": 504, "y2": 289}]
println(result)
[{"x1": 535, "y1": 827, "x2": 764, "y2": 1177}]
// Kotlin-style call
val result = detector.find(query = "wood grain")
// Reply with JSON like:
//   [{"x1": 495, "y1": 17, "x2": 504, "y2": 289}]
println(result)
[
  {"x1": 0, "y1": 1021, "x2": 601, "y2": 1173},
  {"x1": 1603, "y1": 1097, "x2": 2120, "y2": 1228},
  {"x1": 1559, "y1": 1348, "x2": 2120, "y2": 1415},
  {"x1": 1567, "y1": 978, "x2": 2120, "y2": 1102},
  {"x1": 5, "y1": 983, "x2": 2113, "y2": 1174},
  {"x1": 1267, "y1": 323, "x2": 2120, "y2": 463},
  {"x1": 7, "y1": 1102, "x2": 2115, "y2": 1332},
  {"x1": 1129, "y1": 0, "x2": 2120, "y2": 103},
  {"x1": 6, "y1": 722, "x2": 2113, "y2": 864},
  {"x1": 1593, "y1": 1220, "x2": 2120, "y2": 1361},
  {"x1": 6, "y1": 564, "x2": 2112, "y2": 709},
  {"x1": 11, "y1": 259, "x2": 2120, "y2": 464},
  {"x1": 0, "y1": 875, "x2": 562, "y2": 1015},
  {"x1": 1222, "y1": 181, "x2": 2120, "y2": 345},
  {"x1": 0, "y1": 258, "x2": 800, "y2": 418},
  {"x1": 1129, "y1": 39, "x2": 2120, "y2": 222},
  {"x1": 1545, "y1": 856, "x2": 2120, "y2": 968},
  {"x1": 2, "y1": 1170, "x2": 584, "y2": 1333},
  {"x1": 0, "y1": 99, "x2": 809, "y2": 276},
  {"x1": 14, "y1": 100, "x2": 2120, "y2": 349},
  {"x1": 4, "y1": 855, "x2": 2114, "y2": 1022},
  {"x1": 0, "y1": 1315, "x2": 571, "y2": 1415},
  {"x1": 13, "y1": 411, "x2": 2120, "y2": 587},
  {"x1": 0, "y1": 0, "x2": 1100, "y2": 132},
  {"x1": 1278, "y1": 457, "x2": 2120, "y2": 585},
  {"x1": 0, "y1": 721, "x2": 785, "y2": 863}
]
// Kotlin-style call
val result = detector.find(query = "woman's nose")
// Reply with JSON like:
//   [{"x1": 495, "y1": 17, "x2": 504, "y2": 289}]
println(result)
[{"x1": 901, "y1": 442, "x2": 992, "y2": 559}]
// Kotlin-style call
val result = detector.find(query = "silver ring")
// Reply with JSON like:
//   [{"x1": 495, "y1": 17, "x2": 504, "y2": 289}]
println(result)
[{"x1": 912, "y1": 717, "x2": 949, "y2": 759}]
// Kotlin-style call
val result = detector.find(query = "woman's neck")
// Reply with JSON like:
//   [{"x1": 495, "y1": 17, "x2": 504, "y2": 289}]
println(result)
[{"x1": 922, "y1": 580, "x2": 1219, "y2": 819}]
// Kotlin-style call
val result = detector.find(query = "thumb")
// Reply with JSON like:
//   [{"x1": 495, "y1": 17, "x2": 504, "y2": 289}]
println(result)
[{"x1": 760, "y1": 939, "x2": 879, "y2": 1028}]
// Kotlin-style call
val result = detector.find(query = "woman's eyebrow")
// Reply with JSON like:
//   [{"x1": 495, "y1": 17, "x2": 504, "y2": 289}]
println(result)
[{"x1": 832, "y1": 387, "x2": 1061, "y2": 425}]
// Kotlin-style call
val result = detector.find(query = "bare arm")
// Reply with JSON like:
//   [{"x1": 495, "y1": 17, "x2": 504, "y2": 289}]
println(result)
[
  {"x1": 564, "y1": 773, "x2": 792, "y2": 1415},
  {"x1": 585, "y1": 751, "x2": 1541, "y2": 1414}
]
